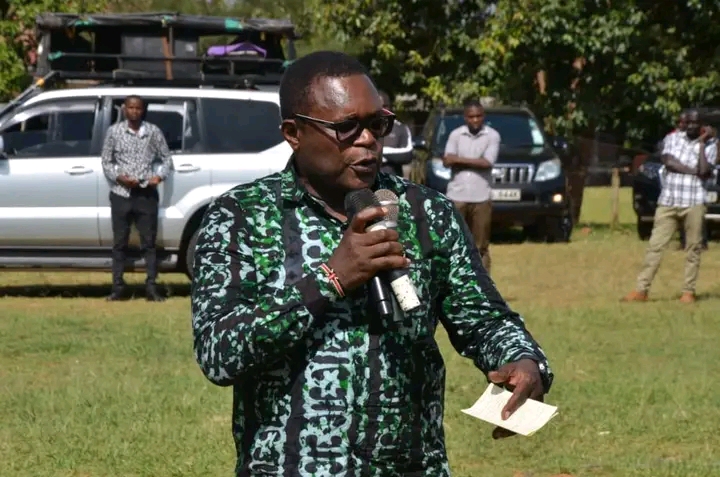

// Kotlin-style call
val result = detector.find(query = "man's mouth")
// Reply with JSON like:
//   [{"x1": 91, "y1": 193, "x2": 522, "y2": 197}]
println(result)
[{"x1": 350, "y1": 157, "x2": 379, "y2": 173}]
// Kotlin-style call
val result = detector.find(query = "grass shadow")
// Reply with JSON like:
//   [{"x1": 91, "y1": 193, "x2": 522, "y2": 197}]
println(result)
[
  {"x1": 491, "y1": 227, "x2": 527, "y2": 244},
  {"x1": 0, "y1": 282, "x2": 191, "y2": 299}
]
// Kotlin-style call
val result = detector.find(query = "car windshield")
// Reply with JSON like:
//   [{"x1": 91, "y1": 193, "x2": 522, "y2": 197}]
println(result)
[{"x1": 432, "y1": 112, "x2": 546, "y2": 157}]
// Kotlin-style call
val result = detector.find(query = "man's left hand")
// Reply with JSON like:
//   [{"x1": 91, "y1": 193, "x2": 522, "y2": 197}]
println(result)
[
  {"x1": 148, "y1": 176, "x2": 162, "y2": 186},
  {"x1": 487, "y1": 358, "x2": 545, "y2": 439}
]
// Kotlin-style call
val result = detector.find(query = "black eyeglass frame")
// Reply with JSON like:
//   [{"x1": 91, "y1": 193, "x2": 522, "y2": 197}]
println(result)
[{"x1": 292, "y1": 109, "x2": 396, "y2": 142}]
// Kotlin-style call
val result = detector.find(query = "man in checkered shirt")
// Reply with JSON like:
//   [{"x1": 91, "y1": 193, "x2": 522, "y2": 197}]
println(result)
[{"x1": 623, "y1": 110, "x2": 716, "y2": 303}]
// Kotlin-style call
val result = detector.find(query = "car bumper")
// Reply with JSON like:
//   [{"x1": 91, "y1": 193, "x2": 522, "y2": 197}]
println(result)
[
  {"x1": 492, "y1": 200, "x2": 568, "y2": 226},
  {"x1": 425, "y1": 165, "x2": 570, "y2": 226}
]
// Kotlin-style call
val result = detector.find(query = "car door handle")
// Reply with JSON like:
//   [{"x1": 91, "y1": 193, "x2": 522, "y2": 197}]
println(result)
[
  {"x1": 176, "y1": 163, "x2": 200, "y2": 173},
  {"x1": 64, "y1": 166, "x2": 93, "y2": 175}
]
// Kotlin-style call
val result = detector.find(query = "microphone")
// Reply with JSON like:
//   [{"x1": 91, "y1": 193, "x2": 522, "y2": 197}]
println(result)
[
  {"x1": 373, "y1": 189, "x2": 422, "y2": 313},
  {"x1": 344, "y1": 189, "x2": 395, "y2": 318}
]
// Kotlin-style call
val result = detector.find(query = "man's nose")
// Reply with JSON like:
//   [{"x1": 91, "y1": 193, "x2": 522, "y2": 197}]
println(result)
[{"x1": 355, "y1": 127, "x2": 378, "y2": 146}]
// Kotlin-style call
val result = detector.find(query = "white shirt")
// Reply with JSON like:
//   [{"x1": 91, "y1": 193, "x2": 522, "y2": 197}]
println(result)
[{"x1": 444, "y1": 125, "x2": 501, "y2": 203}]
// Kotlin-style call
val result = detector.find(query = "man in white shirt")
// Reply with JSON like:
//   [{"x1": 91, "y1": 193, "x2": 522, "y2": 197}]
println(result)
[
  {"x1": 443, "y1": 99, "x2": 501, "y2": 274},
  {"x1": 623, "y1": 110, "x2": 716, "y2": 303}
]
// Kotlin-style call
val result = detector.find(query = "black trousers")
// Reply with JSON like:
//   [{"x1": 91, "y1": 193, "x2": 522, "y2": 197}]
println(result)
[{"x1": 110, "y1": 188, "x2": 159, "y2": 287}]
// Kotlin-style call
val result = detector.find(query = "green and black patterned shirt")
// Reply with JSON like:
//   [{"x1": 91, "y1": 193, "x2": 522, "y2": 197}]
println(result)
[{"x1": 191, "y1": 161, "x2": 553, "y2": 477}]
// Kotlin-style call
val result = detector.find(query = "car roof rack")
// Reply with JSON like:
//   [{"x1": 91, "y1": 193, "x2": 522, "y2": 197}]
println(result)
[
  {"x1": 0, "y1": 12, "x2": 297, "y2": 121},
  {"x1": 34, "y1": 12, "x2": 299, "y2": 38}
]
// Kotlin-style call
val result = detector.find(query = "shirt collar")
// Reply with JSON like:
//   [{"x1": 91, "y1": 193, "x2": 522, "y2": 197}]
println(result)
[
  {"x1": 280, "y1": 155, "x2": 407, "y2": 205},
  {"x1": 459, "y1": 124, "x2": 486, "y2": 137},
  {"x1": 124, "y1": 120, "x2": 147, "y2": 137}
]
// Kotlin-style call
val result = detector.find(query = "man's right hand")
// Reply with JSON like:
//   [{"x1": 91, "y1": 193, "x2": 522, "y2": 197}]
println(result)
[
  {"x1": 117, "y1": 175, "x2": 139, "y2": 188},
  {"x1": 700, "y1": 127, "x2": 711, "y2": 142},
  {"x1": 327, "y1": 206, "x2": 410, "y2": 291}
]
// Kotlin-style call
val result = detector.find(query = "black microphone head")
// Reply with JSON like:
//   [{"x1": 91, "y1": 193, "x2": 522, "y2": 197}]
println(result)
[{"x1": 344, "y1": 188, "x2": 380, "y2": 221}]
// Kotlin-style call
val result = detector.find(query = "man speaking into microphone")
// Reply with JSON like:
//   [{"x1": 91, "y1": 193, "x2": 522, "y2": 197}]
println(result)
[{"x1": 191, "y1": 51, "x2": 554, "y2": 477}]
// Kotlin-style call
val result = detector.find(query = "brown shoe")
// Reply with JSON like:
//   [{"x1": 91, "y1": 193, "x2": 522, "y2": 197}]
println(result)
[
  {"x1": 621, "y1": 290, "x2": 648, "y2": 302},
  {"x1": 679, "y1": 292, "x2": 696, "y2": 303}
]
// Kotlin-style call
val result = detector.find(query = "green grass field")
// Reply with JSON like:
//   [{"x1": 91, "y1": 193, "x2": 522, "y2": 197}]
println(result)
[{"x1": 2, "y1": 187, "x2": 720, "y2": 477}]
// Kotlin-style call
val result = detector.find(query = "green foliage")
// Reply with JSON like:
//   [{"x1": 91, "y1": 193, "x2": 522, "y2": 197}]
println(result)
[
  {"x1": 316, "y1": 0, "x2": 491, "y2": 105},
  {"x1": 318, "y1": 0, "x2": 720, "y2": 144}
]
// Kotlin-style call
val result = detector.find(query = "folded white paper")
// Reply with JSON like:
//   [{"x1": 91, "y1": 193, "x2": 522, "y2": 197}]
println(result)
[{"x1": 461, "y1": 383, "x2": 558, "y2": 436}]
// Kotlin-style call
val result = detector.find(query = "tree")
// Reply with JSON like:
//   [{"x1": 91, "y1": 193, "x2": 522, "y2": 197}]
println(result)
[
  {"x1": 316, "y1": 0, "x2": 493, "y2": 105},
  {"x1": 469, "y1": 0, "x2": 720, "y2": 142},
  {"x1": 317, "y1": 0, "x2": 720, "y2": 144}
]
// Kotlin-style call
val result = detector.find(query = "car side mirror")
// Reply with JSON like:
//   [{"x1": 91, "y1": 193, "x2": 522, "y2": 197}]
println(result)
[
  {"x1": 0, "y1": 135, "x2": 6, "y2": 160},
  {"x1": 412, "y1": 136, "x2": 427, "y2": 151}
]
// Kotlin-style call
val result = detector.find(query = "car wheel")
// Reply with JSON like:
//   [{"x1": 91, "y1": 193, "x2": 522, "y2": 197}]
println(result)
[
  {"x1": 637, "y1": 219, "x2": 653, "y2": 240},
  {"x1": 545, "y1": 211, "x2": 573, "y2": 243},
  {"x1": 184, "y1": 227, "x2": 200, "y2": 280}
]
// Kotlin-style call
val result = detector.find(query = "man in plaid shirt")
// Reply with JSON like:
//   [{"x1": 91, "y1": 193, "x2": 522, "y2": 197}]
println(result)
[{"x1": 623, "y1": 110, "x2": 716, "y2": 303}]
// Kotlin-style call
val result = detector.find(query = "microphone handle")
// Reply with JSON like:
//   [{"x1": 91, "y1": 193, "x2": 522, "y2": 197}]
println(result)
[
  {"x1": 369, "y1": 275, "x2": 394, "y2": 317},
  {"x1": 384, "y1": 268, "x2": 422, "y2": 313}
]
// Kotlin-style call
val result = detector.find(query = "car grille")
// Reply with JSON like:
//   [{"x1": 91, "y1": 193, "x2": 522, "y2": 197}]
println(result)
[{"x1": 492, "y1": 165, "x2": 534, "y2": 184}]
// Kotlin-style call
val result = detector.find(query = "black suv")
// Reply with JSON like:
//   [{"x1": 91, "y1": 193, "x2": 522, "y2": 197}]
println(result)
[{"x1": 415, "y1": 106, "x2": 575, "y2": 242}]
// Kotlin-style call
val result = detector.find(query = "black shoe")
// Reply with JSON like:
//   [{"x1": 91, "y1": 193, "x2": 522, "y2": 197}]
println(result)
[
  {"x1": 106, "y1": 287, "x2": 128, "y2": 301},
  {"x1": 146, "y1": 285, "x2": 166, "y2": 302}
]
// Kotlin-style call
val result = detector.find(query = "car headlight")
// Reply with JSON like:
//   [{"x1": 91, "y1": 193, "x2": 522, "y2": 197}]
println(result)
[
  {"x1": 534, "y1": 158, "x2": 562, "y2": 182},
  {"x1": 431, "y1": 158, "x2": 452, "y2": 180}
]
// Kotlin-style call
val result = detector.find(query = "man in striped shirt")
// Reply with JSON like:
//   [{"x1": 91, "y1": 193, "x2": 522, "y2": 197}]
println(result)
[{"x1": 623, "y1": 110, "x2": 716, "y2": 303}]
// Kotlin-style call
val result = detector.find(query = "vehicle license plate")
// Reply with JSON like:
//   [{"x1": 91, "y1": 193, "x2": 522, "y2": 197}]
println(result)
[
  {"x1": 707, "y1": 191, "x2": 718, "y2": 203},
  {"x1": 492, "y1": 189, "x2": 522, "y2": 201}
]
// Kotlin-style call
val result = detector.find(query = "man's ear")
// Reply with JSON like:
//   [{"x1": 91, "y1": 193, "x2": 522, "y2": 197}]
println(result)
[{"x1": 281, "y1": 119, "x2": 300, "y2": 151}]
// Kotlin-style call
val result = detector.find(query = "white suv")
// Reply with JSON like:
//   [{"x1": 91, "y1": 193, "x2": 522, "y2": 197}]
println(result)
[{"x1": 0, "y1": 85, "x2": 292, "y2": 277}]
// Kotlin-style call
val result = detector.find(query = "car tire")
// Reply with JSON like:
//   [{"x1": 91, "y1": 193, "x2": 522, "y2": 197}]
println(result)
[
  {"x1": 184, "y1": 227, "x2": 200, "y2": 280},
  {"x1": 637, "y1": 219, "x2": 653, "y2": 241},
  {"x1": 545, "y1": 214, "x2": 573, "y2": 243}
]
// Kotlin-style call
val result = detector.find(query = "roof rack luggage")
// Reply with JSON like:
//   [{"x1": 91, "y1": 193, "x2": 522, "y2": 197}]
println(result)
[
  {"x1": 32, "y1": 12, "x2": 297, "y2": 84},
  {"x1": 0, "y1": 12, "x2": 298, "y2": 121}
]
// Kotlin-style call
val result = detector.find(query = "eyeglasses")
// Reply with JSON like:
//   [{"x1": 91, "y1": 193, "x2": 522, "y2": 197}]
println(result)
[{"x1": 292, "y1": 109, "x2": 396, "y2": 142}]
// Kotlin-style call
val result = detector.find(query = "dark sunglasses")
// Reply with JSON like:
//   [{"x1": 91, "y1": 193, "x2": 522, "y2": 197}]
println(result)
[{"x1": 293, "y1": 109, "x2": 396, "y2": 142}]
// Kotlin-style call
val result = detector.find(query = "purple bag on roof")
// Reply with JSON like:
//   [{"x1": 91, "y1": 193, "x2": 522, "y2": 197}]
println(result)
[{"x1": 207, "y1": 42, "x2": 267, "y2": 58}]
